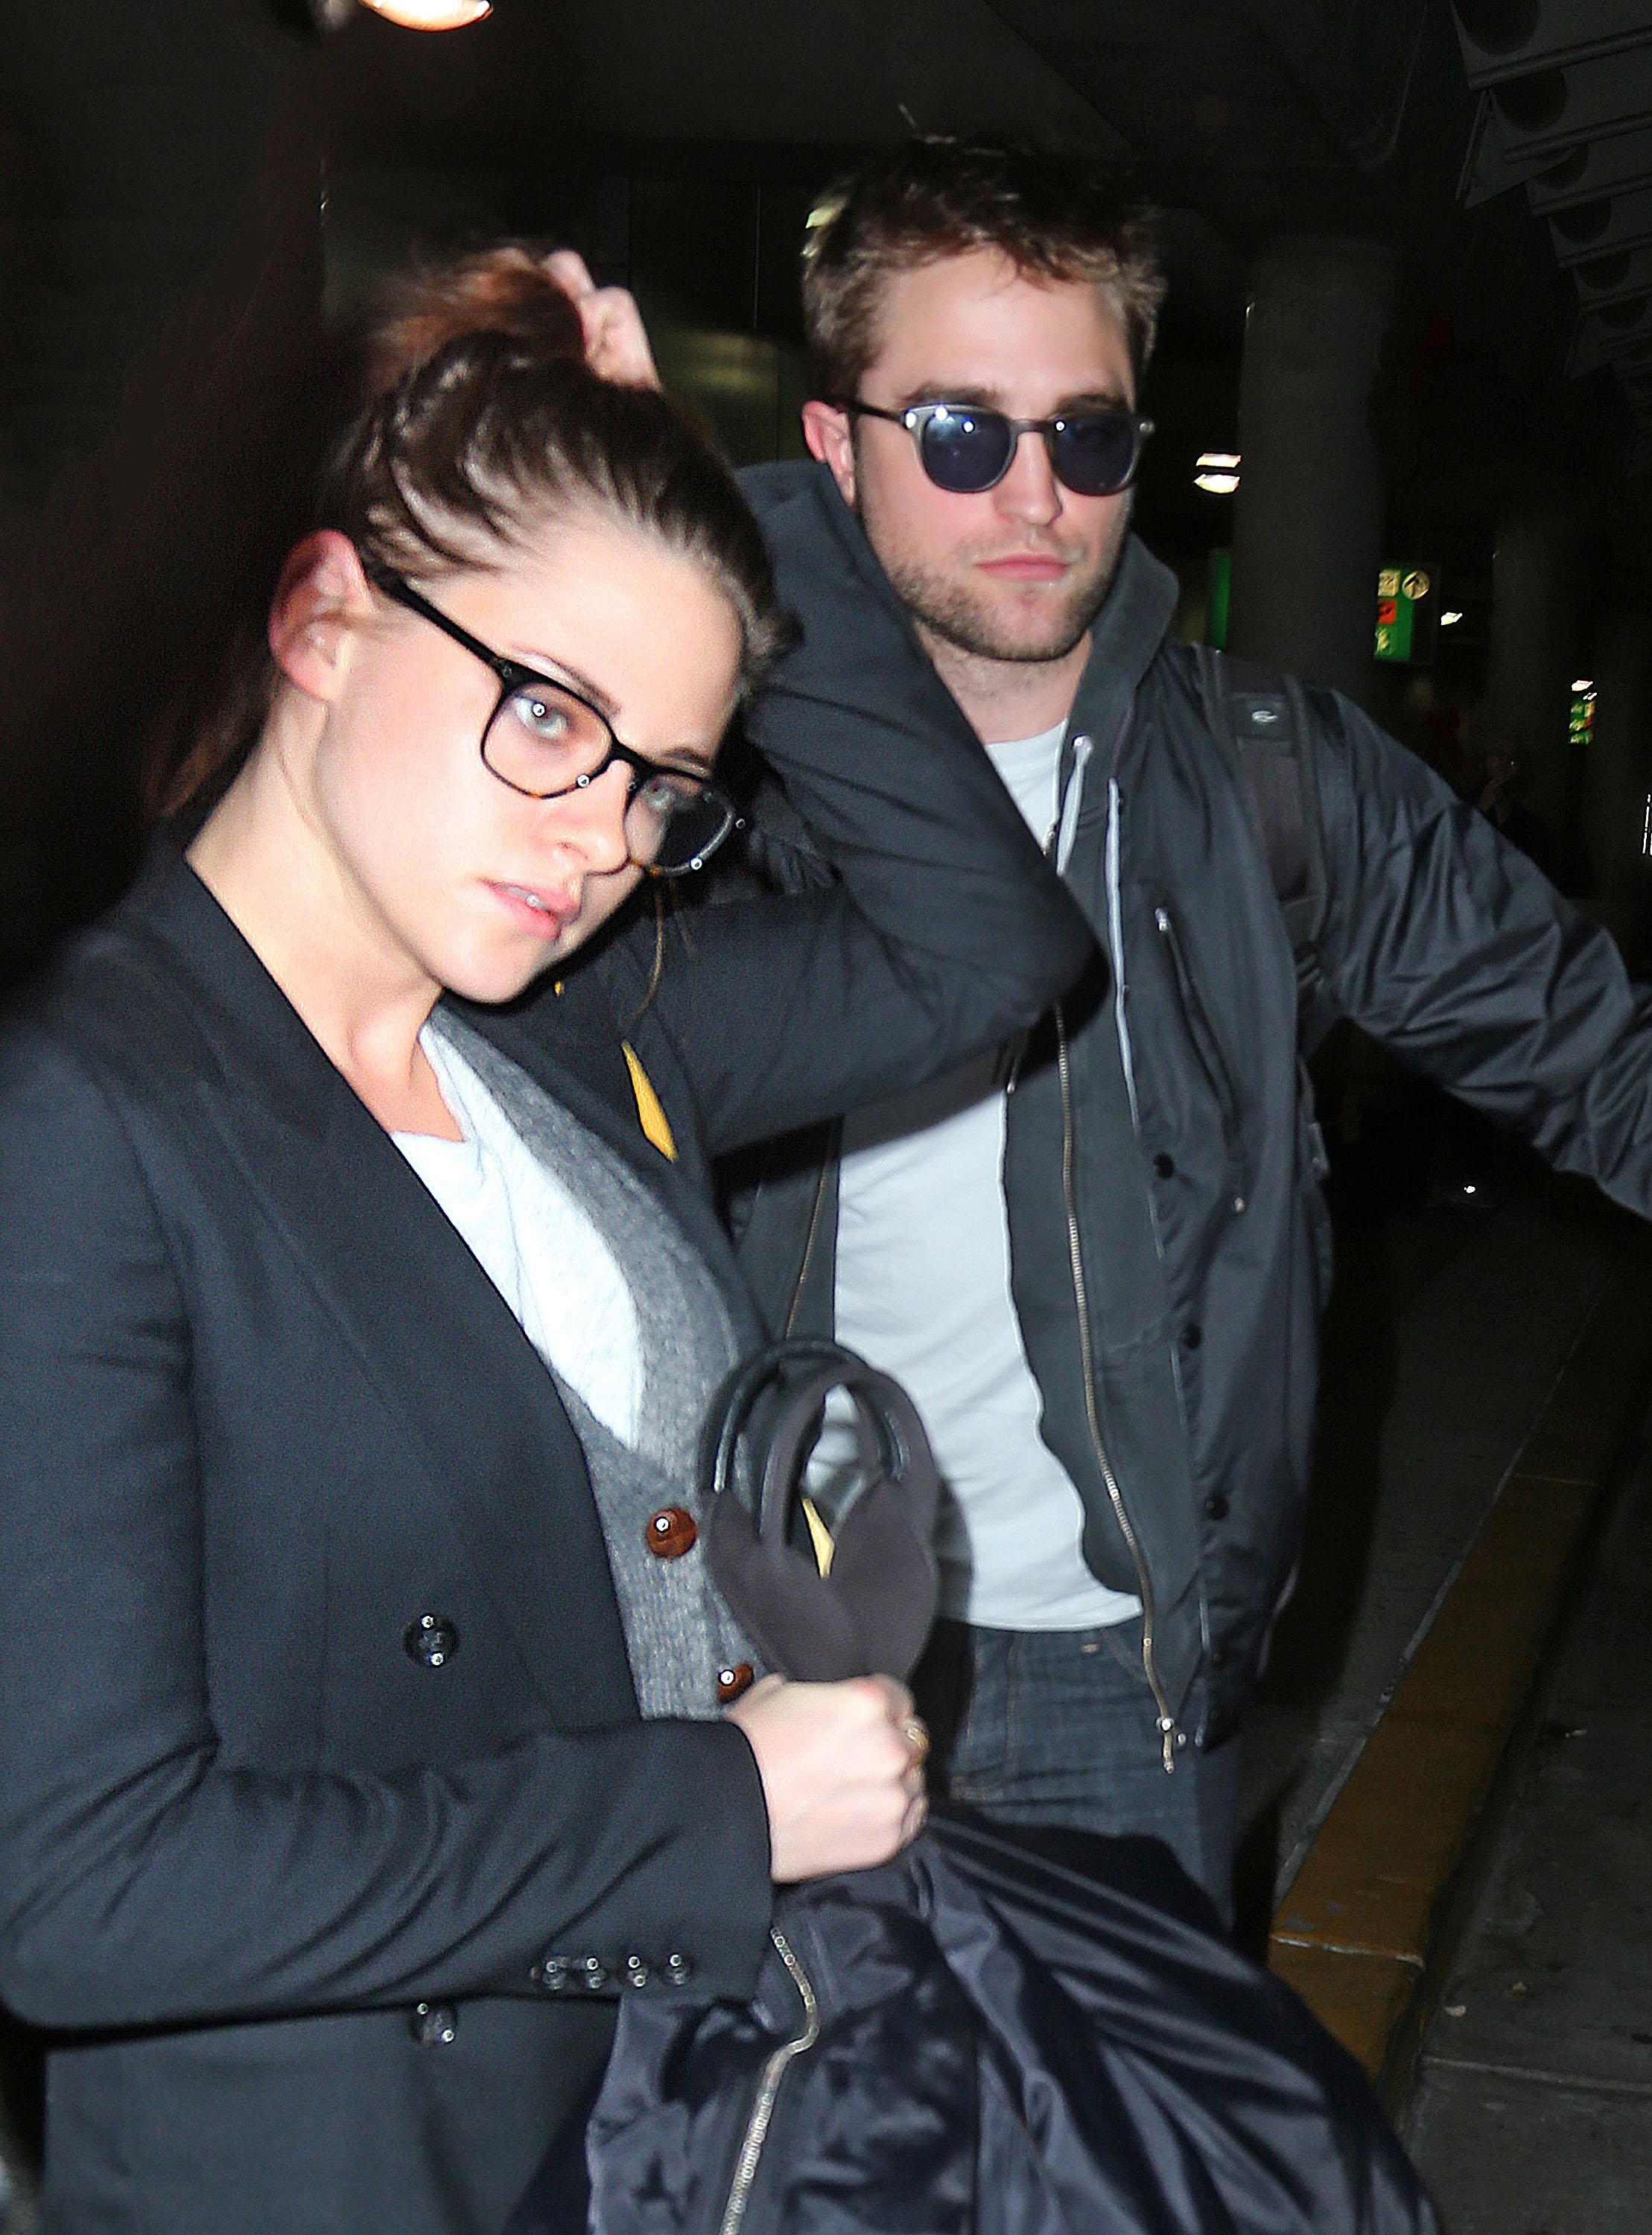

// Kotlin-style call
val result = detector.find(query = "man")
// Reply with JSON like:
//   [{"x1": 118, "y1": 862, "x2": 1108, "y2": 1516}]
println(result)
[{"x1": 720, "y1": 136, "x2": 1652, "y2": 1915}]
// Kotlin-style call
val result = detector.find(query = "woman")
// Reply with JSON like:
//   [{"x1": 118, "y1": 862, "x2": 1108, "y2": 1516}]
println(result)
[{"x1": 0, "y1": 251, "x2": 1092, "y2": 2234}]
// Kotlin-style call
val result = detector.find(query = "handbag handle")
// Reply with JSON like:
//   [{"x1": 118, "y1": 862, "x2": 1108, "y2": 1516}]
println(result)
[
  {"x1": 707, "y1": 1337, "x2": 923, "y2": 1535},
  {"x1": 699, "y1": 1338, "x2": 941, "y2": 1683}
]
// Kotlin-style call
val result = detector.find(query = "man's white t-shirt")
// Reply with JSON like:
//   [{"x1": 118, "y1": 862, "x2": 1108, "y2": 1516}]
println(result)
[{"x1": 817, "y1": 720, "x2": 1141, "y2": 1632}]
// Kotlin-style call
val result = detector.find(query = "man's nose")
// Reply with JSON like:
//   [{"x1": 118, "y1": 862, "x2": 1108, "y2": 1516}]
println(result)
[
  {"x1": 547, "y1": 758, "x2": 633, "y2": 874},
  {"x1": 993, "y1": 427, "x2": 1063, "y2": 527}
]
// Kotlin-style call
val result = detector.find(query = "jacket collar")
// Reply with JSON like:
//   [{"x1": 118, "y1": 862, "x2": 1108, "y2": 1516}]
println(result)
[
  {"x1": 1068, "y1": 533, "x2": 1181, "y2": 776},
  {"x1": 120, "y1": 839, "x2": 746, "y2": 1718},
  {"x1": 743, "y1": 460, "x2": 1178, "y2": 780}
]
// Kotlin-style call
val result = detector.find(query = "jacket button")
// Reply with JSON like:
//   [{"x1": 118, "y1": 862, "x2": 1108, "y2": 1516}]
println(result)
[
  {"x1": 1181, "y1": 1323, "x2": 1204, "y2": 1351},
  {"x1": 404, "y1": 1612, "x2": 460, "y2": 1668},
  {"x1": 646, "y1": 1507, "x2": 698, "y2": 1559},
  {"x1": 532, "y1": 1955, "x2": 572, "y2": 1994},
  {"x1": 410, "y1": 2000, "x2": 458, "y2": 2047},
  {"x1": 623, "y1": 1954, "x2": 652, "y2": 1988},
  {"x1": 1204, "y1": 1494, "x2": 1230, "y2": 1521},
  {"x1": 716, "y1": 1663, "x2": 754, "y2": 1703},
  {"x1": 581, "y1": 1956, "x2": 611, "y2": 1991},
  {"x1": 1153, "y1": 1152, "x2": 1175, "y2": 1179},
  {"x1": 665, "y1": 1951, "x2": 693, "y2": 1986}
]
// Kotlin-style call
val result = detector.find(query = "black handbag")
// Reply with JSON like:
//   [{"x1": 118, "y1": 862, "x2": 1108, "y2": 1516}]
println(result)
[
  {"x1": 699, "y1": 1335, "x2": 943, "y2": 1683},
  {"x1": 509, "y1": 1340, "x2": 1437, "y2": 2235}
]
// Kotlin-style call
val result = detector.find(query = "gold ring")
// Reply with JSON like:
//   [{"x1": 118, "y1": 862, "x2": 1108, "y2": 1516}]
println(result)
[{"x1": 902, "y1": 1715, "x2": 930, "y2": 1766}]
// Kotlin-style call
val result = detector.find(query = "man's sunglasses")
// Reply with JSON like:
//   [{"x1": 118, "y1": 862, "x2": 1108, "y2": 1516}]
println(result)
[{"x1": 842, "y1": 400, "x2": 1154, "y2": 498}]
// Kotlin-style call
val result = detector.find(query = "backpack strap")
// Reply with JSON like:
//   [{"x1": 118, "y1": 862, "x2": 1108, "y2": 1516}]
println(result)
[{"x1": 1195, "y1": 644, "x2": 1338, "y2": 1050}]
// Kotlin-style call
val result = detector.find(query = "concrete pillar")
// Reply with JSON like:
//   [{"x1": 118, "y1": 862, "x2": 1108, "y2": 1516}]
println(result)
[
  {"x1": 1482, "y1": 488, "x2": 1594, "y2": 844},
  {"x1": 1227, "y1": 237, "x2": 1393, "y2": 705},
  {"x1": 1581, "y1": 612, "x2": 1652, "y2": 947}
]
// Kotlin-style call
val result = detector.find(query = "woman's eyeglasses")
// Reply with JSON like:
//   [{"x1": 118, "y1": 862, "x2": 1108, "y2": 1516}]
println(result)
[
  {"x1": 363, "y1": 564, "x2": 737, "y2": 877},
  {"x1": 843, "y1": 400, "x2": 1153, "y2": 498}
]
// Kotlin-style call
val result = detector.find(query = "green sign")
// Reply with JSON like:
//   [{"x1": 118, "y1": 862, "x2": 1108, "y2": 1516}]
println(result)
[
  {"x1": 1375, "y1": 567, "x2": 1439, "y2": 663},
  {"x1": 1207, "y1": 548, "x2": 1232, "y2": 650},
  {"x1": 1206, "y1": 554, "x2": 1438, "y2": 665}
]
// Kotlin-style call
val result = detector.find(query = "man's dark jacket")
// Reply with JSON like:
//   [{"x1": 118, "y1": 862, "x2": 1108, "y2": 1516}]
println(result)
[{"x1": 730, "y1": 460, "x2": 1652, "y2": 1746}]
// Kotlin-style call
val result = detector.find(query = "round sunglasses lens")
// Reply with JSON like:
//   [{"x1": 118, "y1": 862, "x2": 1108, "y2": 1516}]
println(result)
[
  {"x1": 918, "y1": 408, "x2": 1016, "y2": 493},
  {"x1": 1052, "y1": 413, "x2": 1140, "y2": 496}
]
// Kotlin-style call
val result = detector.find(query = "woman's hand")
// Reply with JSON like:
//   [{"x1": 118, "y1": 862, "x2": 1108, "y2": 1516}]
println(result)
[
  {"x1": 726, "y1": 1673, "x2": 929, "y2": 1883},
  {"x1": 542, "y1": 250, "x2": 661, "y2": 389}
]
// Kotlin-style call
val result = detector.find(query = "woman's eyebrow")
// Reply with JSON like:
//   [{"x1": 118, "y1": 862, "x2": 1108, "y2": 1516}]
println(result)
[{"x1": 507, "y1": 647, "x2": 620, "y2": 718}]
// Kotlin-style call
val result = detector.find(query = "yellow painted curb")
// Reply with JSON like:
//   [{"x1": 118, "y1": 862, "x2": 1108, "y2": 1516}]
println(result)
[{"x1": 1268, "y1": 1231, "x2": 1652, "y2": 2108}]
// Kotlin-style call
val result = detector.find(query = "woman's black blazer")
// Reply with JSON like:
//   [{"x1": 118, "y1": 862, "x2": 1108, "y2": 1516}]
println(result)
[{"x1": 0, "y1": 606, "x2": 1092, "y2": 2234}]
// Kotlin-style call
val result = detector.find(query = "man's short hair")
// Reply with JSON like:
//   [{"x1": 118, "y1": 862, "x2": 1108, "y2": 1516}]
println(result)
[{"x1": 801, "y1": 136, "x2": 1166, "y2": 402}]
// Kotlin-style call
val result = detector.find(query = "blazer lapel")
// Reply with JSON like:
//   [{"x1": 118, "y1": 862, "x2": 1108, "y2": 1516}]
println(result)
[{"x1": 134, "y1": 851, "x2": 641, "y2": 1720}]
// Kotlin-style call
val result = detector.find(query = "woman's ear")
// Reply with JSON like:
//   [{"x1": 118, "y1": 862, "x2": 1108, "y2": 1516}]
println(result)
[{"x1": 268, "y1": 531, "x2": 373, "y2": 703}]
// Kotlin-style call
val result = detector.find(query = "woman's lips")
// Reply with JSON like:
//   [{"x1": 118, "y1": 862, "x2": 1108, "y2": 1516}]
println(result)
[{"x1": 488, "y1": 881, "x2": 578, "y2": 939}]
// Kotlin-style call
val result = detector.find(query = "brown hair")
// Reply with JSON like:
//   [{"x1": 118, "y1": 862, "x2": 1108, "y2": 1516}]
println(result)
[
  {"x1": 801, "y1": 136, "x2": 1164, "y2": 402},
  {"x1": 157, "y1": 247, "x2": 790, "y2": 816}
]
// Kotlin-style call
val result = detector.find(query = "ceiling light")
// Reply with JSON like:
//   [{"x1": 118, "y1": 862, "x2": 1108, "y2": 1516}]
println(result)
[
  {"x1": 1440, "y1": 609, "x2": 1464, "y2": 626},
  {"x1": 1194, "y1": 470, "x2": 1240, "y2": 495},
  {"x1": 360, "y1": 0, "x2": 490, "y2": 25},
  {"x1": 1572, "y1": 678, "x2": 1596, "y2": 694},
  {"x1": 1196, "y1": 451, "x2": 1240, "y2": 471}
]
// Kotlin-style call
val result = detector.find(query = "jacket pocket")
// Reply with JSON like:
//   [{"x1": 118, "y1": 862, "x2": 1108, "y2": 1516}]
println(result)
[{"x1": 1150, "y1": 899, "x2": 1246, "y2": 1180}]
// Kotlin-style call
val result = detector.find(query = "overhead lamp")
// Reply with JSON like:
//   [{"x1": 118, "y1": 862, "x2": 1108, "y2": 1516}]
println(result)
[
  {"x1": 360, "y1": 0, "x2": 490, "y2": 25},
  {"x1": 1440, "y1": 609, "x2": 1464, "y2": 627},
  {"x1": 1572, "y1": 677, "x2": 1596, "y2": 694},
  {"x1": 1194, "y1": 450, "x2": 1239, "y2": 495}
]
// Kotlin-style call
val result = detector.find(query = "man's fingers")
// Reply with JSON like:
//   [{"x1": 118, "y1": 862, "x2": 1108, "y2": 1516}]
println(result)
[
  {"x1": 543, "y1": 247, "x2": 597, "y2": 301},
  {"x1": 543, "y1": 247, "x2": 659, "y2": 386}
]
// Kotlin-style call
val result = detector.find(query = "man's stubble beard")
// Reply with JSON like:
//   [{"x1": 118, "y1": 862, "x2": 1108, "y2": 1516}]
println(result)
[{"x1": 860, "y1": 489, "x2": 1134, "y2": 669}]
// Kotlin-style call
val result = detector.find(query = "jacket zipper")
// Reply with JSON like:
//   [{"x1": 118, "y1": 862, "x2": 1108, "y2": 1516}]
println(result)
[
  {"x1": 717, "y1": 1927, "x2": 822, "y2": 2235},
  {"x1": 1055, "y1": 1001, "x2": 1181, "y2": 1775}
]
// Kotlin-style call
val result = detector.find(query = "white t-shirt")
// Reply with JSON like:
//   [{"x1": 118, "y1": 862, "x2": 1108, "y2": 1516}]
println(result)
[
  {"x1": 816, "y1": 720, "x2": 1141, "y2": 1632},
  {"x1": 394, "y1": 1028, "x2": 644, "y2": 1448}
]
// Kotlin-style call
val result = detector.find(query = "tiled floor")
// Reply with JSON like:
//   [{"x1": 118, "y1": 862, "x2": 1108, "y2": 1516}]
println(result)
[
  {"x1": 1403, "y1": 1437, "x2": 1652, "y2": 2231},
  {"x1": 1239, "y1": 1158, "x2": 1630, "y2": 1933}
]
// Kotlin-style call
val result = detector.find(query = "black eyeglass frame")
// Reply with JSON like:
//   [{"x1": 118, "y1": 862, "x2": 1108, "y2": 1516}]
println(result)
[
  {"x1": 842, "y1": 399, "x2": 1154, "y2": 497},
  {"x1": 362, "y1": 561, "x2": 737, "y2": 877}
]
